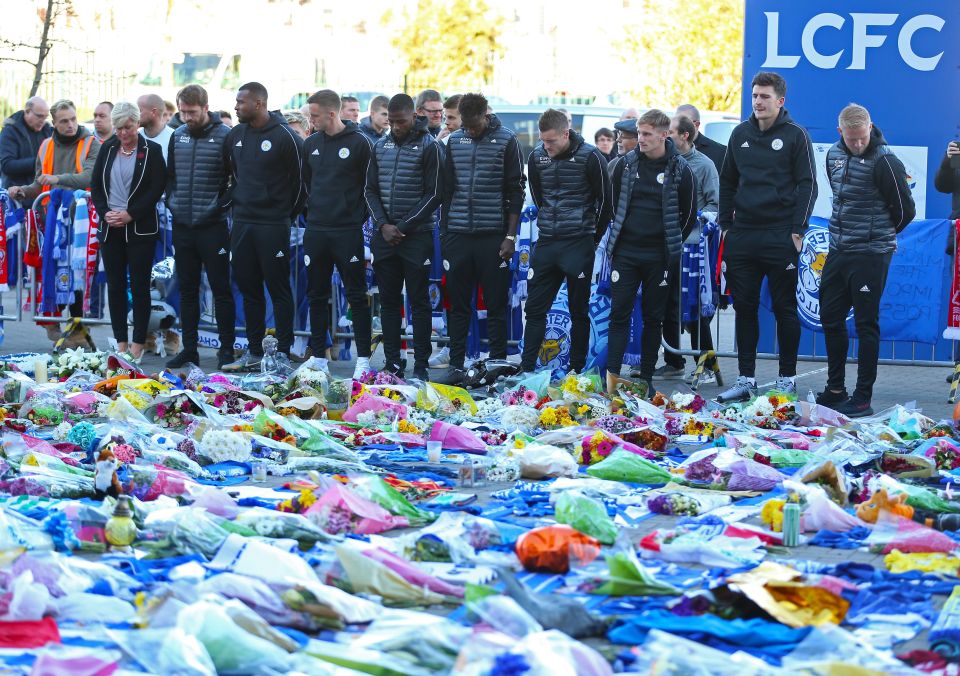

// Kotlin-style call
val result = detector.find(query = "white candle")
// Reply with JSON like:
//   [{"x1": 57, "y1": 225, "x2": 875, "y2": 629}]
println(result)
[{"x1": 34, "y1": 359, "x2": 48, "y2": 384}]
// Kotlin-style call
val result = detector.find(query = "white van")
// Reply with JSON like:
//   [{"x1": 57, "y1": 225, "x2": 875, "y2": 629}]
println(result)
[{"x1": 492, "y1": 104, "x2": 739, "y2": 160}]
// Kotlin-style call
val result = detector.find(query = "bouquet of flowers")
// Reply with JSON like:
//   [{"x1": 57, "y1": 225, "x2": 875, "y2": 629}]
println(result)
[
  {"x1": 580, "y1": 430, "x2": 617, "y2": 465},
  {"x1": 647, "y1": 491, "x2": 731, "y2": 516},
  {"x1": 357, "y1": 369, "x2": 405, "y2": 386},
  {"x1": 499, "y1": 384, "x2": 540, "y2": 407},
  {"x1": 150, "y1": 392, "x2": 202, "y2": 428},
  {"x1": 197, "y1": 429, "x2": 251, "y2": 464},
  {"x1": 538, "y1": 405, "x2": 576, "y2": 429},
  {"x1": 665, "y1": 415, "x2": 716, "y2": 438},
  {"x1": 660, "y1": 392, "x2": 707, "y2": 414},
  {"x1": 558, "y1": 371, "x2": 603, "y2": 401},
  {"x1": 118, "y1": 379, "x2": 169, "y2": 411},
  {"x1": 208, "y1": 389, "x2": 264, "y2": 416},
  {"x1": 480, "y1": 429, "x2": 507, "y2": 446},
  {"x1": 925, "y1": 439, "x2": 960, "y2": 470},
  {"x1": 499, "y1": 405, "x2": 542, "y2": 434},
  {"x1": 50, "y1": 349, "x2": 107, "y2": 379},
  {"x1": 475, "y1": 396, "x2": 506, "y2": 419}
]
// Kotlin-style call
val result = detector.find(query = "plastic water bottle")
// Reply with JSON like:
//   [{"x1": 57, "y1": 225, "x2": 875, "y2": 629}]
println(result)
[
  {"x1": 807, "y1": 390, "x2": 820, "y2": 426},
  {"x1": 459, "y1": 457, "x2": 475, "y2": 487}
]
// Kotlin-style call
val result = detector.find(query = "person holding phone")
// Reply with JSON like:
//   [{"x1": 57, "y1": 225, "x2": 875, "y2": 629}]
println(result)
[
  {"x1": 935, "y1": 140, "x2": 960, "y2": 226},
  {"x1": 936, "y1": 139, "x2": 960, "y2": 380}
]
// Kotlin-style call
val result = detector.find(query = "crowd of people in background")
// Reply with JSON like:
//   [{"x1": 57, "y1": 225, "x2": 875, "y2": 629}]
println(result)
[{"x1": 1, "y1": 69, "x2": 954, "y2": 417}]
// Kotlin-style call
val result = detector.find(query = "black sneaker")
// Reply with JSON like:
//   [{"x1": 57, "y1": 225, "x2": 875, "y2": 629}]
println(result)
[
  {"x1": 412, "y1": 368, "x2": 429, "y2": 381},
  {"x1": 435, "y1": 367, "x2": 465, "y2": 386},
  {"x1": 217, "y1": 348, "x2": 236, "y2": 369},
  {"x1": 221, "y1": 351, "x2": 262, "y2": 373},
  {"x1": 652, "y1": 364, "x2": 685, "y2": 380},
  {"x1": 383, "y1": 361, "x2": 405, "y2": 379},
  {"x1": 815, "y1": 388, "x2": 848, "y2": 406},
  {"x1": 835, "y1": 397, "x2": 873, "y2": 418},
  {"x1": 166, "y1": 351, "x2": 200, "y2": 369}
]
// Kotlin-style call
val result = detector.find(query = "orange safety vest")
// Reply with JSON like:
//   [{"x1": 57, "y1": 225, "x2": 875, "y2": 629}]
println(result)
[{"x1": 37, "y1": 135, "x2": 94, "y2": 193}]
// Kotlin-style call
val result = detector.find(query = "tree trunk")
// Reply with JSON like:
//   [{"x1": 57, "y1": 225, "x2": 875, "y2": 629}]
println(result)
[{"x1": 29, "y1": 0, "x2": 56, "y2": 97}]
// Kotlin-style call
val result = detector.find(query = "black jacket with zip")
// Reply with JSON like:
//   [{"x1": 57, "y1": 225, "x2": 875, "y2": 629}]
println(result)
[
  {"x1": 365, "y1": 117, "x2": 442, "y2": 234},
  {"x1": 719, "y1": 108, "x2": 817, "y2": 234},
  {"x1": 224, "y1": 111, "x2": 305, "y2": 225},
  {"x1": 826, "y1": 125, "x2": 916, "y2": 254},
  {"x1": 302, "y1": 119, "x2": 373, "y2": 229},
  {"x1": 166, "y1": 112, "x2": 230, "y2": 228},
  {"x1": 90, "y1": 134, "x2": 166, "y2": 242}
]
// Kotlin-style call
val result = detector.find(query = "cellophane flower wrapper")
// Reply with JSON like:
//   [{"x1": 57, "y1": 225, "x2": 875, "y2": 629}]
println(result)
[
  {"x1": 351, "y1": 610, "x2": 470, "y2": 673},
  {"x1": 589, "y1": 550, "x2": 681, "y2": 596},
  {"x1": 305, "y1": 483, "x2": 409, "y2": 535},
  {"x1": 125, "y1": 464, "x2": 193, "y2": 502},
  {"x1": 343, "y1": 393, "x2": 408, "y2": 423},
  {"x1": 554, "y1": 491, "x2": 618, "y2": 544},
  {"x1": 586, "y1": 449, "x2": 672, "y2": 484},
  {"x1": 865, "y1": 510, "x2": 958, "y2": 554},
  {"x1": 415, "y1": 382, "x2": 478, "y2": 416},
  {"x1": 291, "y1": 420, "x2": 363, "y2": 462},
  {"x1": 429, "y1": 420, "x2": 487, "y2": 453},
  {"x1": 349, "y1": 475, "x2": 435, "y2": 526},
  {"x1": 141, "y1": 506, "x2": 240, "y2": 559},
  {"x1": 646, "y1": 490, "x2": 731, "y2": 517},
  {"x1": 334, "y1": 543, "x2": 449, "y2": 606},
  {"x1": 232, "y1": 506, "x2": 334, "y2": 545}
]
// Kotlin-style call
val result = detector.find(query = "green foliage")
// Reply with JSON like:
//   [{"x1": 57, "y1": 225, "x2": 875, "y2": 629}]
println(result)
[
  {"x1": 617, "y1": 0, "x2": 744, "y2": 112},
  {"x1": 382, "y1": 0, "x2": 505, "y2": 91}
]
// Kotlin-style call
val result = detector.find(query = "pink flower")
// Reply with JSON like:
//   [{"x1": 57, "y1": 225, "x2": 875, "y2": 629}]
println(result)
[
  {"x1": 213, "y1": 395, "x2": 226, "y2": 408},
  {"x1": 522, "y1": 389, "x2": 539, "y2": 405},
  {"x1": 597, "y1": 440, "x2": 615, "y2": 457},
  {"x1": 155, "y1": 403, "x2": 168, "y2": 418}
]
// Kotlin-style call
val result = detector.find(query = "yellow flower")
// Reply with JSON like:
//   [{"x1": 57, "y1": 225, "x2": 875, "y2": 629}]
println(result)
[
  {"x1": 578, "y1": 404, "x2": 590, "y2": 415},
  {"x1": 540, "y1": 408, "x2": 558, "y2": 426},
  {"x1": 298, "y1": 490, "x2": 317, "y2": 510},
  {"x1": 514, "y1": 438, "x2": 526, "y2": 449}
]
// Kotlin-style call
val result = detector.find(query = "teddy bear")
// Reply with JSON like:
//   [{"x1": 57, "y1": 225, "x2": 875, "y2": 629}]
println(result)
[
  {"x1": 94, "y1": 448, "x2": 123, "y2": 499},
  {"x1": 855, "y1": 488, "x2": 914, "y2": 524}
]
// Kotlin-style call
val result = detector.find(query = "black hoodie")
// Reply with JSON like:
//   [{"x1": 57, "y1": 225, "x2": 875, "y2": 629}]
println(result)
[
  {"x1": 224, "y1": 111, "x2": 305, "y2": 225},
  {"x1": 719, "y1": 108, "x2": 817, "y2": 234},
  {"x1": 302, "y1": 119, "x2": 373, "y2": 229}
]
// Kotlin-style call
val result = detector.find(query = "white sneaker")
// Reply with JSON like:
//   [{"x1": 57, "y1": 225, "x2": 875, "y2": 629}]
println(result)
[
  {"x1": 353, "y1": 356, "x2": 371, "y2": 379},
  {"x1": 717, "y1": 376, "x2": 757, "y2": 403},
  {"x1": 774, "y1": 377, "x2": 797, "y2": 395},
  {"x1": 428, "y1": 347, "x2": 450, "y2": 369},
  {"x1": 685, "y1": 369, "x2": 716, "y2": 385}
]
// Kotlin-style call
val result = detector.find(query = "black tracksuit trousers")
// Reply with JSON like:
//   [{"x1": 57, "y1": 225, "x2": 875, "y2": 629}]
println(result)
[
  {"x1": 230, "y1": 222, "x2": 294, "y2": 355},
  {"x1": 371, "y1": 230, "x2": 434, "y2": 372},
  {"x1": 723, "y1": 228, "x2": 801, "y2": 378},
  {"x1": 174, "y1": 224, "x2": 235, "y2": 352},
  {"x1": 521, "y1": 235, "x2": 595, "y2": 372},
  {"x1": 606, "y1": 250, "x2": 672, "y2": 380},
  {"x1": 303, "y1": 227, "x2": 372, "y2": 358},
  {"x1": 819, "y1": 250, "x2": 891, "y2": 401},
  {"x1": 443, "y1": 232, "x2": 511, "y2": 369}
]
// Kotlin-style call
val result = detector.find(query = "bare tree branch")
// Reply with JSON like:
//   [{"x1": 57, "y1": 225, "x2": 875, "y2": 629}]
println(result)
[{"x1": 30, "y1": 0, "x2": 57, "y2": 97}]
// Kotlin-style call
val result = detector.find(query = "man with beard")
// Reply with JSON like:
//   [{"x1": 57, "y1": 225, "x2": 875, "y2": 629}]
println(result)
[{"x1": 164, "y1": 84, "x2": 236, "y2": 370}]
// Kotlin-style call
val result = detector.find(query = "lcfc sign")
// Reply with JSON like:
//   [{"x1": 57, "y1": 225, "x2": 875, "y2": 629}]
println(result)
[{"x1": 762, "y1": 12, "x2": 945, "y2": 71}]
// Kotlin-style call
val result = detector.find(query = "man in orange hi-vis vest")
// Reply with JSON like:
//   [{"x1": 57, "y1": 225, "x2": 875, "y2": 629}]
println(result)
[{"x1": 7, "y1": 99, "x2": 101, "y2": 347}]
